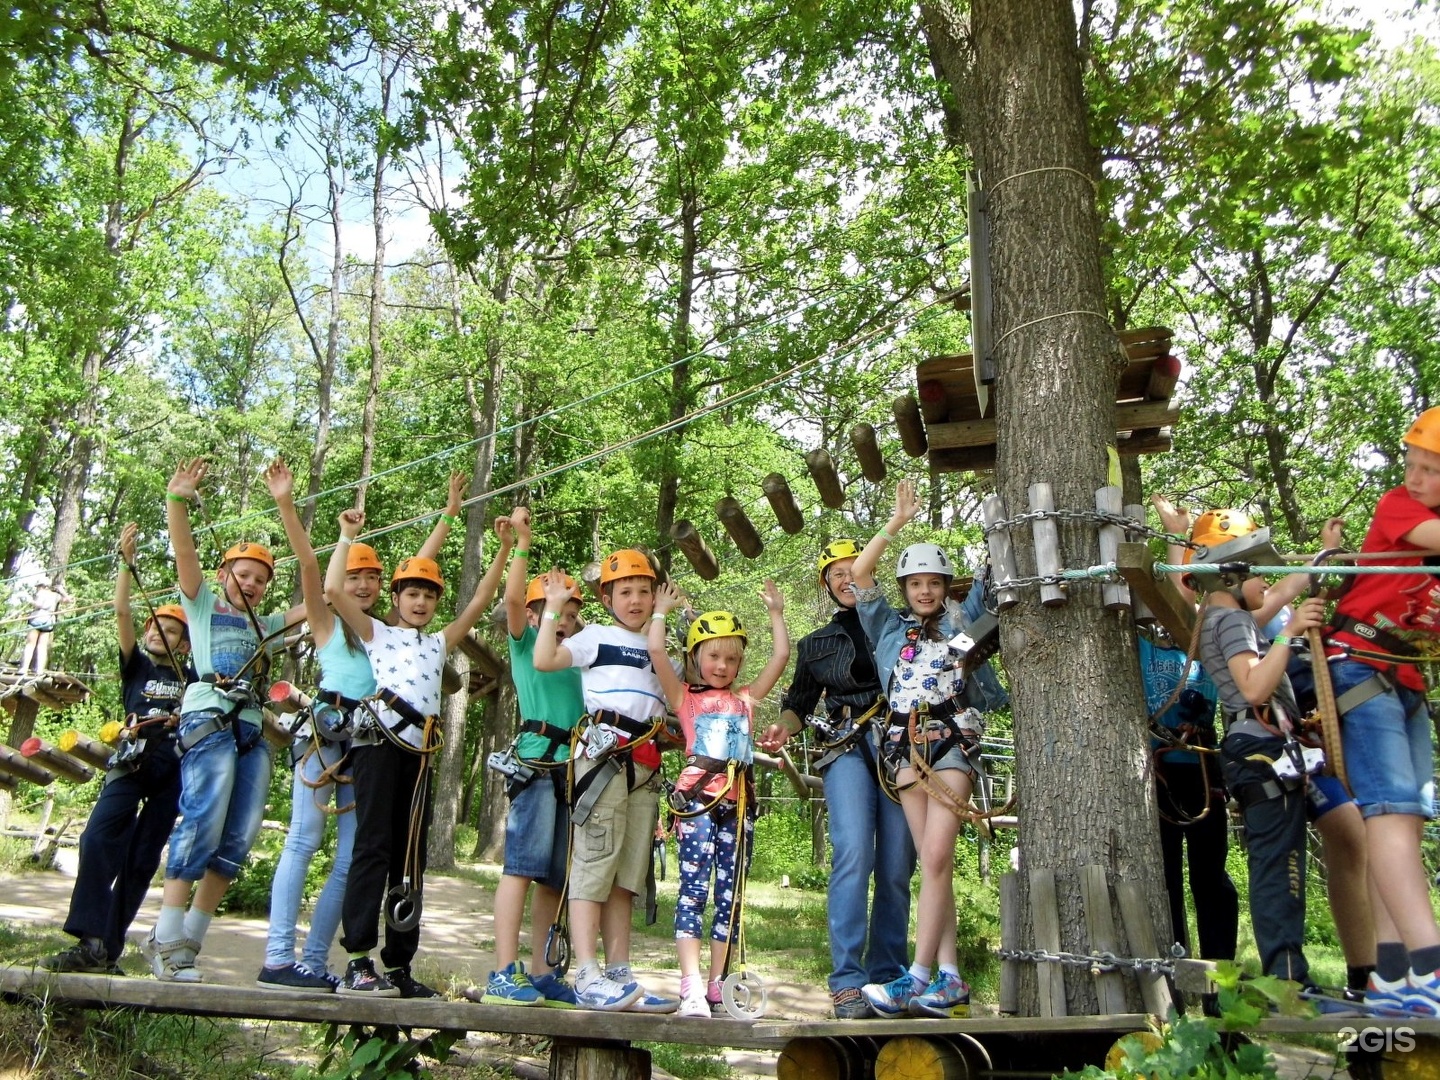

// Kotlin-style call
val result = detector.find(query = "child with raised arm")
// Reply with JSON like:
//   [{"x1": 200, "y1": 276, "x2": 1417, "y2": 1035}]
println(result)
[
  {"x1": 40, "y1": 523, "x2": 192, "y2": 974},
  {"x1": 647, "y1": 580, "x2": 788, "y2": 1018},
  {"x1": 532, "y1": 550, "x2": 673, "y2": 1013},
  {"x1": 850, "y1": 478, "x2": 1007, "y2": 1019},
  {"x1": 257, "y1": 461, "x2": 465, "y2": 992},
  {"x1": 473, "y1": 508, "x2": 586, "y2": 1008},
  {"x1": 145, "y1": 458, "x2": 305, "y2": 983},
  {"x1": 326, "y1": 506, "x2": 512, "y2": 997}
]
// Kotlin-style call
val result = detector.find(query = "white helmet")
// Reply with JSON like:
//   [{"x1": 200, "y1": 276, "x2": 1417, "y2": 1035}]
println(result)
[{"x1": 896, "y1": 542, "x2": 954, "y2": 581}]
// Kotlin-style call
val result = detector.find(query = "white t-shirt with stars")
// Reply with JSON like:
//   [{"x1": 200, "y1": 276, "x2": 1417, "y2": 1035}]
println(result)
[
  {"x1": 362, "y1": 618, "x2": 447, "y2": 749},
  {"x1": 887, "y1": 636, "x2": 963, "y2": 714}
]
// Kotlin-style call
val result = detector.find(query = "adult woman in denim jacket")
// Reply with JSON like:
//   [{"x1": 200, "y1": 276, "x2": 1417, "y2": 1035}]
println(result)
[{"x1": 756, "y1": 537, "x2": 917, "y2": 1019}]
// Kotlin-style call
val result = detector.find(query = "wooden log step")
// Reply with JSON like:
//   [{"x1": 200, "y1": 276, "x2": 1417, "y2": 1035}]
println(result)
[
  {"x1": 777, "y1": 1036, "x2": 870, "y2": 1080},
  {"x1": 893, "y1": 394, "x2": 928, "y2": 457},
  {"x1": 0, "y1": 744, "x2": 56, "y2": 786},
  {"x1": 875, "y1": 1035, "x2": 978, "y2": 1080},
  {"x1": 56, "y1": 730, "x2": 116, "y2": 771},
  {"x1": 670, "y1": 521, "x2": 720, "y2": 580},
  {"x1": 762, "y1": 474, "x2": 807, "y2": 534},
  {"x1": 715, "y1": 497, "x2": 764, "y2": 559},
  {"x1": 805, "y1": 449, "x2": 846, "y2": 510},
  {"x1": 849, "y1": 424, "x2": 886, "y2": 483},
  {"x1": 19, "y1": 738, "x2": 94, "y2": 784},
  {"x1": 926, "y1": 402, "x2": 1181, "y2": 452}
]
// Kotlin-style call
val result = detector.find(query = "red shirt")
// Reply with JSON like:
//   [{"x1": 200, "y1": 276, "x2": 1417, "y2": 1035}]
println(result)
[{"x1": 1332, "y1": 486, "x2": 1440, "y2": 690}]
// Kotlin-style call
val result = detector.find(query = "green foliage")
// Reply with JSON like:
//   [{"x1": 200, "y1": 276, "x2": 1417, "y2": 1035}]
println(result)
[
  {"x1": 639, "y1": 1042, "x2": 732, "y2": 1080},
  {"x1": 294, "y1": 1023, "x2": 458, "y2": 1080},
  {"x1": 748, "y1": 805, "x2": 820, "y2": 885}
]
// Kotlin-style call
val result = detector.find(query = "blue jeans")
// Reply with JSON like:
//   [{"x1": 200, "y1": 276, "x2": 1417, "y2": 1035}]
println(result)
[
  {"x1": 823, "y1": 744, "x2": 915, "y2": 993},
  {"x1": 165, "y1": 711, "x2": 273, "y2": 880},
  {"x1": 1330, "y1": 659, "x2": 1435, "y2": 819},
  {"x1": 65, "y1": 746, "x2": 181, "y2": 961},
  {"x1": 264, "y1": 743, "x2": 355, "y2": 972},
  {"x1": 502, "y1": 771, "x2": 569, "y2": 890}
]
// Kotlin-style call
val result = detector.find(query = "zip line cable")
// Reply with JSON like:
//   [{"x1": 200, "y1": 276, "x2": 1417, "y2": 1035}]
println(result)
[
  {"x1": 0, "y1": 299, "x2": 951, "y2": 642},
  {"x1": 4, "y1": 238, "x2": 969, "y2": 591}
]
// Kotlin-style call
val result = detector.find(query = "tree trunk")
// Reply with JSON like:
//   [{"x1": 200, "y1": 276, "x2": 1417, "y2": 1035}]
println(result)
[
  {"x1": 653, "y1": 187, "x2": 699, "y2": 574},
  {"x1": 356, "y1": 59, "x2": 395, "y2": 511},
  {"x1": 473, "y1": 678, "x2": 515, "y2": 861},
  {"x1": 924, "y1": 0, "x2": 1171, "y2": 1015}
]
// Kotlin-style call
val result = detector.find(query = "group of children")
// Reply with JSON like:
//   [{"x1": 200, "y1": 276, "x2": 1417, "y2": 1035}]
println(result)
[{"x1": 32, "y1": 404, "x2": 1440, "y2": 1019}]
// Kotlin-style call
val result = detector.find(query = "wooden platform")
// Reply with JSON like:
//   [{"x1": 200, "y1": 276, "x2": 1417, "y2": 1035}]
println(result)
[
  {"x1": 916, "y1": 326, "x2": 1182, "y2": 472},
  {"x1": 0, "y1": 670, "x2": 92, "y2": 715}
]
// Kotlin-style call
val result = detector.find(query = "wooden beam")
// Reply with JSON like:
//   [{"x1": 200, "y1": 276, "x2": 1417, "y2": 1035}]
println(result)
[
  {"x1": 1115, "y1": 543, "x2": 1194, "y2": 643},
  {"x1": 926, "y1": 402, "x2": 1181, "y2": 452}
]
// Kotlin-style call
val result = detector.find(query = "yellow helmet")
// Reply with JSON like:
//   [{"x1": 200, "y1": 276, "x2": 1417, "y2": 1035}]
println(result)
[
  {"x1": 686, "y1": 610, "x2": 747, "y2": 652},
  {"x1": 1404, "y1": 407, "x2": 1440, "y2": 455},
  {"x1": 817, "y1": 539, "x2": 862, "y2": 587},
  {"x1": 600, "y1": 549, "x2": 656, "y2": 584}
]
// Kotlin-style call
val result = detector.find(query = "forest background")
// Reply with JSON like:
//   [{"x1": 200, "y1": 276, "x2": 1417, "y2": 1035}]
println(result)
[{"x1": 1, "y1": 0, "x2": 1438, "y2": 874}]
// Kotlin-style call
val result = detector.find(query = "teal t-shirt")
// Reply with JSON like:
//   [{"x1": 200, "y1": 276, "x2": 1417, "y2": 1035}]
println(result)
[
  {"x1": 180, "y1": 581, "x2": 289, "y2": 722},
  {"x1": 510, "y1": 625, "x2": 584, "y2": 762}
]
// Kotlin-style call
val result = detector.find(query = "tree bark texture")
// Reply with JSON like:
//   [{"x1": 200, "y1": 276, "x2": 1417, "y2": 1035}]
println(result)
[{"x1": 925, "y1": 0, "x2": 1171, "y2": 1014}]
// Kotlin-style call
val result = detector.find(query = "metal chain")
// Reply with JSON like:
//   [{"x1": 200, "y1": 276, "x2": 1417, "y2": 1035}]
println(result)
[
  {"x1": 996, "y1": 947, "x2": 1178, "y2": 976},
  {"x1": 982, "y1": 507, "x2": 1195, "y2": 549}
]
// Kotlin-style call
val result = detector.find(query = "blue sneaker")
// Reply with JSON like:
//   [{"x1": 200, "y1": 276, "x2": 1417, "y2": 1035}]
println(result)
[
  {"x1": 1402, "y1": 969, "x2": 1440, "y2": 1017},
  {"x1": 605, "y1": 965, "x2": 678, "y2": 1014},
  {"x1": 862, "y1": 973, "x2": 924, "y2": 1017},
  {"x1": 1363, "y1": 972, "x2": 1411, "y2": 1016},
  {"x1": 479, "y1": 961, "x2": 542, "y2": 1006},
  {"x1": 531, "y1": 971, "x2": 580, "y2": 1009},
  {"x1": 909, "y1": 971, "x2": 972, "y2": 1018},
  {"x1": 1297, "y1": 985, "x2": 1364, "y2": 1018},
  {"x1": 575, "y1": 965, "x2": 644, "y2": 1011}
]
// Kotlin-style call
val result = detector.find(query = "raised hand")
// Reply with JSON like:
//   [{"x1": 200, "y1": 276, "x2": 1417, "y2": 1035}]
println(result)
[
  {"x1": 264, "y1": 458, "x2": 294, "y2": 501},
  {"x1": 446, "y1": 471, "x2": 468, "y2": 517},
  {"x1": 168, "y1": 458, "x2": 207, "y2": 500},
  {"x1": 654, "y1": 580, "x2": 683, "y2": 616},
  {"x1": 338, "y1": 508, "x2": 365, "y2": 540},
  {"x1": 760, "y1": 579, "x2": 784, "y2": 614},
  {"x1": 119, "y1": 522, "x2": 139, "y2": 566}
]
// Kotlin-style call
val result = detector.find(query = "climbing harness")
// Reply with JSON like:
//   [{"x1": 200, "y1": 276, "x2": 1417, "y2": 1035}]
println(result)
[{"x1": 808, "y1": 695, "x2": 885, "y2": 753}]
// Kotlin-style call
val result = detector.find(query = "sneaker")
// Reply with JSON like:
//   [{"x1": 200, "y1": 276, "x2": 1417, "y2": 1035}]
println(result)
[
  {"x1": 862, "y1": 972, "x2": 923, "y2": 1017},
  {"x1": 1402, "y1": 969, "x2": 1440, "y2": 1017},
  {"x1": 574, "y1": 967, "x2": 644, "y2": 1012},
  {"x1": 1297, "y1": 984, "x2": 1364, "y2": 1018},
  {"x1": 678, "y1": 992, "x2": 711, "y2": 1018},
  {"x1": 1363, "y1": 972, "x2": 1410, "y2": 1016},
  {"x1": 142, "y1": 930, "x2": 203, "y2": 984},
  {"x1": 336, "y1": 957, "x2": 401, "y2": 997},
  {"x1": 479, "y1": 962, "x2": 542, "y2": 1006},
  {"x1": 909, "y1": 971, "x2": 972, "y2": 1018},
  {"x1": 386, "y1": 966, "x2": 439, "y2": 999},
  {"x1": 832, "y1": 986, "x2": 874, "y2": 1020},
  {"x1": 301, "y1": 965, "x2": 341, "y2": 992},
  {"x1": 605, "y1": 965, "x2": 679, "y2": 1014},
  {"x1": 531, "y1": 971, "x2": 580, "y2": 1009},
  {"x1": 40, "y1": 938, "x2": 110, "y2": 974},
  {"x1": 708, "y1": 978, "x2": 726, "y2": 1017},
  {"x1": 256, "y1": 962, "x2": 337, "y2": 993}
]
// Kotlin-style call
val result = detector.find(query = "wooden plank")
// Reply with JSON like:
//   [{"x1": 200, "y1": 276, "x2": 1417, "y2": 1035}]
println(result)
[
  {"x1": 927, "y1": 402, "x2": 1181, "y2": 452},
  {"x1": 1095, "y1": 488, "x2": 1130, "y2": 612},
  {"x1": 754, "y1": 1014, "x2": 1158, "y2": 1039},
  {"x1": 1113, "y1": 880, "x2": 1175, "y2": 1017},
  {"x1": 1115, "y1": 543, "x2": 1195, "y2": 644},
  {"x1": 1080, "y1": 865, "x2": 1129, "y2": 1016},
  {"x1": 999, "y1": 872, "x2": 1020, "y2": 1015},
  {"x1": 1029, "y1": 867, "x2": 1067, "y2": 1018}
]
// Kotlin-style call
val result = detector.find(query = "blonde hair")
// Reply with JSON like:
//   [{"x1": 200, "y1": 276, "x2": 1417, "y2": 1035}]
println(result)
[{"x1": 686, "y1": 635, "x2": 746, "y2": 684}]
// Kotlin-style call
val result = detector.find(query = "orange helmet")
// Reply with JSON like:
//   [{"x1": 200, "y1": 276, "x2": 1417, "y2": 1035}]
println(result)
[
  {"x1": 147, "y1": 604, "x2": 188, "y2": 627},
  {"x1": 600, "y1": 549, "x2": 656, "y2": 584},
  {"x1": 222, "y1": 541, "x2": 274, "y2": 574},
  {"x1": 1182, "y1": 509, "x2": 1259, "y2": 564},
  {"x1": 526, "y1": 574, "x2": 582, "y2": 606},
  {"x1": 1404, "y1": 407, "x2": 1440, "y2": 456},
  {"x1": 346, "y1": 542, "x2": 384, "y2": 574},
  {"x1": 392, "y1": 556, "x2": 444, "y2": 593}
]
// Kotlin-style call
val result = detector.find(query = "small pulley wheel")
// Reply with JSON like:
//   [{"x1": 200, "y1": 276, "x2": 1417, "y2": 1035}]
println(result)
[
  {"x1": 385, "y1": 883, "x2": 423, "y2": 932},
  {"x1": 721, "y1": 970, "x2": 768, "y2": 1020}
]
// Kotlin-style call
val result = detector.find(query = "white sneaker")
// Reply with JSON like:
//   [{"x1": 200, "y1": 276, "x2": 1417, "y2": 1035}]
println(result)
[{"x1": 677, "y1": 992, "x2": 711, "y2": 1019}]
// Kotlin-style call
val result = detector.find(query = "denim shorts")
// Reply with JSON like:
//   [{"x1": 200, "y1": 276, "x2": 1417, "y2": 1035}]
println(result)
[
  {"x1": 1330, "y1": 659, "x2": 1435, "y2": 819},
  {"x1": 164, "y1": 709, "x2": 273, "y2": 880},
  {"x1": 503, "y1": 771, "x2": 570, "y2": 890}
]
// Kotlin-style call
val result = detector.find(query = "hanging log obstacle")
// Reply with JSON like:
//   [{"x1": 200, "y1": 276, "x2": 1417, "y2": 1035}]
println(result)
[
  {"x1": 670, "y1": 520, "x2": 720, "y2": 580},
  {"x1": 0, "y1": 744, "x2": 57, "y2": 786},
  {"x1": 715, "y1": 497, "x2": 764, "y2": 558},
  {"x1": 849, "y1": 424, "x2": 886, "y2": 482},
  {"x1": 56, "y1": 730, "x2": 115, "y2": 772},
  {"x1": 804, "y1": 449, "x2": 846, "y2": 510},
  {"x1": 915, "y1": 326, "x2": 1181, "y2": 473},
  {"x1": 893, "y1": 395, "x2": 927, "y2": 458},
  {"x1": 762, "y1": 474, "x2": 807, "y2": 534},
  {"x1": 19, "y1": 738, "x2": 94, "y2": 784}
]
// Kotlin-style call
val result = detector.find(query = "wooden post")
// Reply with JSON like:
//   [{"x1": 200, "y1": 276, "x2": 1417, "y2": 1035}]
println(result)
[
  {"x1": 804, "y1": 449, "x2": 847, "y2": 510},
  {"x1": 981, "y1": 494, "x2": 1021, "y2": 610},
  {"x1": 893, "y1": 394, "x2": 928, "y2": 457},
  {"x1": 715, "y1": 497, "x2": 764, "y2": 559},
  {"x1": 1027, "y1": 483, "x2": 1067, "y2": 607},
  {"x1": 19, "y1": 739, "x2": 94, "y2": 785},
  {"x1": 1094, "y1": 487, "x2": 1130, "y2": 612},
  {"x1": 548, "y1": 1039, "x2": 650, "y2": 1080},
  {"x1": 1114, "y1": 879, "x2": 1175, "y2": 1017},
  {"x1": 1029, "y1": 867, "x2": 1067, "y2": 1017},
  {"x1": 1123, "y1": 504, "x2": 1154, "y2": 625},
  {"x1": 762, "y1": 473, "x2": 807, "y2": 534},
  {"x1": 849, "y1": 424, "x2": 887, "y2": 482},
  {"x1": 57, "y1": 730, "x2": 116, "y2": 771},
  {"x1": 1080, "y1": 865, "x2": 1129, "y2": 1015},
  {"x1": 999, "y1": 871, "x2": 1020, "y2": 1015},
  {"x1": 0, "y1": 744, "x2": 56, "y2": 786},
  {"x1": 918, "y1": 378, "x2": 948, "y2": 424},
  {"x1": 6, "y1": 695, "x2": 39, "y2": 749},
  {"x1": 1115, "y1": 543, "x2": 1194, "y2": 643},
  {"x1": 669, "y1": 521, "x2": 720, "y2": 580}
]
